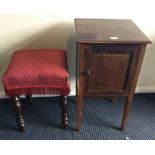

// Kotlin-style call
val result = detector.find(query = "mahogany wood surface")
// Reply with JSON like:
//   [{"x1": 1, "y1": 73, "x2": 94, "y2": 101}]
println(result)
[
  {"x1": 75, "y1": 18, "x2": 151, "y2": 131},
  {"x1": 60, "y1": 95, "x2": 69, "y2": 129},
  {"x1": 75, "y1": 18, "x2": 151, "y2": 44},
  {"x1": 12, "y1": 96, "x2": 25, "y2": 132}
]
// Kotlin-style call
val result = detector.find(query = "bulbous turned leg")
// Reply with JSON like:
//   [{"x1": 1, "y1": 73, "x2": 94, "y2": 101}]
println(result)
[
  {"x1": 12, "y1": 96, "x2": 25, "y2": 132},
  {"x1": 60, "y1": 95, "x2": 69, "y2": 129},
  {"x1": 25, "y1": 94, "x2": 32, "y2": 105}
]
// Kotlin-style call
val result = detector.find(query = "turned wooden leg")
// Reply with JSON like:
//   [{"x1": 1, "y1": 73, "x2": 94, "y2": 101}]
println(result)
[
  {"x1": 25, "y1": 94, "x2": 32, "y2": 105},
  {"x1": 60, "y1": 95, "x2": 69, "y2": 129},
  {"x1": 12, "y1": 96, "x2": 25, "y2": 132},
  {"x1": 121, "y1": 95, "x2": 134, "y2": 130},
  {"x1": 77, "y1": 94, "x2": 84, "y2": 131}
]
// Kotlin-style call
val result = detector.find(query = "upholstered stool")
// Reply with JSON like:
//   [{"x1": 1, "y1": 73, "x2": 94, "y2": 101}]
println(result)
[{"x1": 2, "y1": 49, "x2": 70, "y2": 132}]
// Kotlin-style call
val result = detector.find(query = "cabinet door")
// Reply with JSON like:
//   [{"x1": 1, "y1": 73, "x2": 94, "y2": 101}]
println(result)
[{"x1": 82, "y1": 44, "x2": 139, "y2": 96}]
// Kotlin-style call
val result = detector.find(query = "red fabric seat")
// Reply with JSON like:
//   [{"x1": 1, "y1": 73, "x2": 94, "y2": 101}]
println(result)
[{"x1": 2, "y1": 49, "x2": 70, "y2": 97}]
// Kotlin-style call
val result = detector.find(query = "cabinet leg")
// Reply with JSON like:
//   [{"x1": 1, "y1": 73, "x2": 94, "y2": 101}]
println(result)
[
  {"x1": 107, "y1": 97, "x2": 118, "y2": 103},
  {"x1": 121, "y1": 95, "x2": 134, "y2": 130},
  {"x1": 12, "y1": 96, "x2": 25, "y2": 132},
  {"x1": 111, "y1": 97, "x2": 118, "y2": 103},
  {"x1": 25, "y1": 94, "x2": 32, "y2": 105},
  {"x1": 60, "y1": 95, "x2": 69, "y2": 129},
  {"x1": 77, "y1": 95, "x2": 84, "y2": 131}
]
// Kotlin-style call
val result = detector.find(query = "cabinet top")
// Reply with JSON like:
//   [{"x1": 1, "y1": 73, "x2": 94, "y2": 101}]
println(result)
[{"x1": 75, "y1": 18, "x2": 151, "y2": 44}]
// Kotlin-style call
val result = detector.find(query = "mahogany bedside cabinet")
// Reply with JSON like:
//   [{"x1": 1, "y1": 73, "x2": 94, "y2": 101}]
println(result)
[{"x1": 75, "y1": 18, "x2": 151, "y2": 131}]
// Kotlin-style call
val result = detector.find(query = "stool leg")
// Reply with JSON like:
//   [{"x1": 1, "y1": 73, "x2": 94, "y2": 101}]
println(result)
[
  {"x1": 60, "y1": 95, "x2": 69, "y2": 129},
  {"x1": 25, "y1": 94, "x2": 32, "y2": 105},
  {"x1": 12, "y1": 96, "x2": 25, "y2": 132}
]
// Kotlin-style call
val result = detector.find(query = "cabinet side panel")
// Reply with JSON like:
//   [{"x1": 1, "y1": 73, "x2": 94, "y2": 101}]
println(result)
[{"x1": 76, "y1": 43, "x2": 80, "y2": 97}]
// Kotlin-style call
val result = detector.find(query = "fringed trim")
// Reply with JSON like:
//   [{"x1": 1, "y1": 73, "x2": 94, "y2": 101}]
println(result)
[
  {"x1": 2, "y1": 75, "x2": 69, "y2": 88},
  {"x1": 4, "y1": 85, "x2": 70, "y2": 97}
]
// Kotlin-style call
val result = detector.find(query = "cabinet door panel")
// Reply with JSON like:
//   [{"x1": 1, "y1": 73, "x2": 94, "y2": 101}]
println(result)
[
  {"x1": 90, "y1": 52, "x2": 130, "y2": 90},
  {"x1": 82, "y1": 44, "x2": 139, "y2": 96}
]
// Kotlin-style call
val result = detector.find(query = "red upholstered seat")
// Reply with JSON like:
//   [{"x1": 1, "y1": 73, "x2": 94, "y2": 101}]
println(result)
[{"x1": 2, "y1": 49, "x2": 70, "y2": 97}]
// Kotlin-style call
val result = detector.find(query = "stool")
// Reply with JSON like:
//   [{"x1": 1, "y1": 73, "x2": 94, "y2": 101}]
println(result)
[{"x1": 2, "y1": 49, "x2": 70, "y2": 132}]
